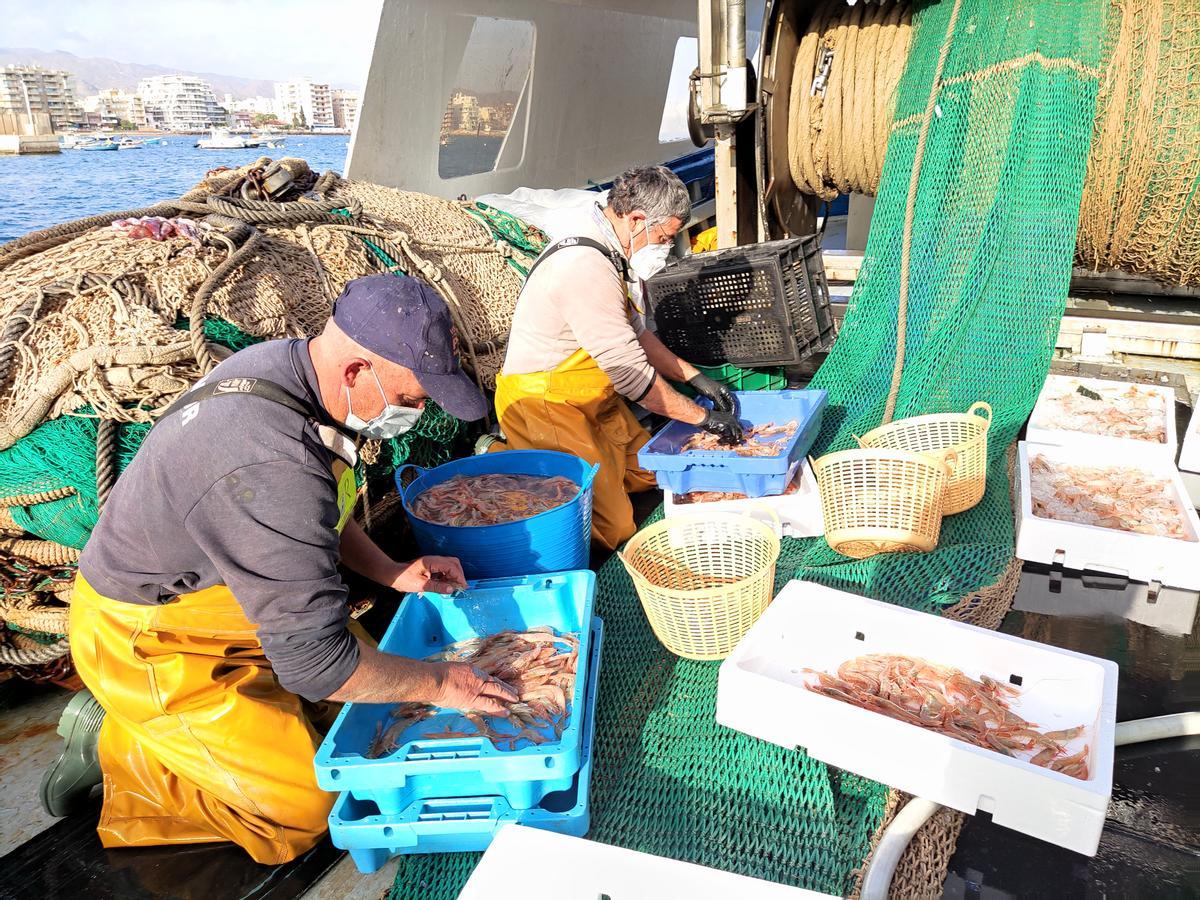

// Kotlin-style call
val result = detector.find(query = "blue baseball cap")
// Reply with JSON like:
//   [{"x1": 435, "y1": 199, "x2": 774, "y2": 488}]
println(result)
[{"x1": 331, "y1": 274, "x2": 487, "y2": 421}]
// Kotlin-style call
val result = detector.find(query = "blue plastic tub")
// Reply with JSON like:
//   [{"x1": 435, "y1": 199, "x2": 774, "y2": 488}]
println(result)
[
  {"x1": 396, "y1": 450, "x2": 600, "y2": 579},
  {"x1": 314, "y1": 571, "x2": 596, "y2": 815},
  {"x1": 637, "y1": 389, "x2": 827, "y2": 496},
  {"x1": 329, "y1": 617, "x2": 602, "y2": 872}
]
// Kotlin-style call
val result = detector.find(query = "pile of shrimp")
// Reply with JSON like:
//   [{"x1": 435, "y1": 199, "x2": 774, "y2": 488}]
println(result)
[
  {"x1": 367, "y1": 627, "x2": 579, "y2": 758},
  {"x1": 1029, "y1": 454, "x2": 1193, "y2": 540},
  {"x1": 679, "y1": 420, "x2": 799, "y2": 457},
  {"x1": 409, "y1": 474, "x2": 579, "y2": 526},
  {"x1": 1031, "y1": 379, "x2": 1167, "y2": 443},
  {"x1": 805, "y1": 653, "x2": 1090, "y2": 779},
  {"x1": 676, "y1": 477, "x2": 802, "y2": 504}
]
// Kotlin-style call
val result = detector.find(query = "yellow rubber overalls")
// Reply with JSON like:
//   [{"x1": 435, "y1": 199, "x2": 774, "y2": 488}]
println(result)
[
  {"x1": 69, "y1": 381, "x2": 362, "y2": 865},
  {"x1": 495, "y1": 238, "x2": 657, "y2": 550}
]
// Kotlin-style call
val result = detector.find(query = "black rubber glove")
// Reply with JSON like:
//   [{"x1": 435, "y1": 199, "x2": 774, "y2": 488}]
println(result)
[
  {"x1": 687, "y1": 372, "x2": 737, "y2": 413},
  {"x1": 700, "y1": 409, "x2": 745, "y2": 446}
]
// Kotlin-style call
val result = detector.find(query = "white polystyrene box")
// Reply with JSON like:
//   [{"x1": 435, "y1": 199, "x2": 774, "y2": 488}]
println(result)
[
  {"x1": 1026, "y1": 374, "x2": 1178, "y2": 461},
  {"x1": 716, "y1": 581, "x2": 1118, "y2": 856},
  {"x1": 1015, "y1": 441, "x2": 1200, "y2": 590},
  {"x1": 662, "y1": 460, "x2": 824, "y2": 538},
  {"x1": 458, "y1": 825, "x2": 832, "y2": 899},
  {"x1": 1013, "y1": 571, "x2": 1199, "y2": 637},
  {"x1": 1180, "y1": 394, "x2": 1200, "y2": 474}
]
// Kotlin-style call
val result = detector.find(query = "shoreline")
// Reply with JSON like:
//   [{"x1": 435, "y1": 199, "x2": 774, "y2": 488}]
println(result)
[{"x1": 54, "y1": 129, "x2": 351, "y2": 138}]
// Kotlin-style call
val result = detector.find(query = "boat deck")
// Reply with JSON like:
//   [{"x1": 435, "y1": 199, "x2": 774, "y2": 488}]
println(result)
[{"x1": 0, "y1": 469, "x2": 1195, "y2": 899}]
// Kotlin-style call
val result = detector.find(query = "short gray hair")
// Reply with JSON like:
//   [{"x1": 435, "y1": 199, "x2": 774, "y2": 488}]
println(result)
[{"x1": 606, "y1": 165, "x2": 692, "y2": 226}]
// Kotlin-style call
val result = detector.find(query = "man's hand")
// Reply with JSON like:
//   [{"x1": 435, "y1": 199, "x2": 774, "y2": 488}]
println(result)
[
  {"x1": 391, "y1": 556, "x2": 468, "y2": 594},
  {"x1": 701, "y1": 409, "x2": 745, "y2": 446},
  {"x1": 431, "y1": 662, "x2": 518, "y2": 716},
  {"x1": 687, "y1": 372, "x2": 737, "y2": 413}
]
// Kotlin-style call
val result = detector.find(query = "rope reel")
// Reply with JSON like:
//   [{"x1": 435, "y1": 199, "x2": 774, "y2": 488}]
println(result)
[{"x1": 781, "y1": 0, "x2": 1200, "y2": 285}]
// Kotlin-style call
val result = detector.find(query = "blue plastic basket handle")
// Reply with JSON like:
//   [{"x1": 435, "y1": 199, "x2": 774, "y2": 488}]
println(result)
[
  {"x1": 580, "y1": 462, "x2": 601, "y2": 490},
  {"x1": 395, "y1": 464, "x2": 427, "y2": 501}
]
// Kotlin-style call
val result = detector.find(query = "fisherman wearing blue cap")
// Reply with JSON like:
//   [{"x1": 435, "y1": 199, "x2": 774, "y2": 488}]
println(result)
[{"x1": 41, "y1": 275, "x2": 518, "y2": 863}]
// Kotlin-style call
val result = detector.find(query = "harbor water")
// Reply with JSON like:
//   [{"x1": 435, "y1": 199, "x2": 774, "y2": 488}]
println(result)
[
  {"x1": 0, "y1": 135, "x2": 349, "y2": 243},
  {"x1": 0, "y1": 134, "x2": 509, "y2": 244}
]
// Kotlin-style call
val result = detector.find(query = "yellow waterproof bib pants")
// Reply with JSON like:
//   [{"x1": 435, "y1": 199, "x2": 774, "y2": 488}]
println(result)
[
  {"x1": 68, "y1": 458, "x2": 360, "y2": 864},
  {"x1": 494, "y1": 348, "x2": 656, "y2": 550}
]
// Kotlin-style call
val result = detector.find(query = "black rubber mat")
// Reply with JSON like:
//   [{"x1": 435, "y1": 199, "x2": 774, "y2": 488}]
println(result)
[{"x1": 0, "y1": 798, "x2": 342, "y2": 900}]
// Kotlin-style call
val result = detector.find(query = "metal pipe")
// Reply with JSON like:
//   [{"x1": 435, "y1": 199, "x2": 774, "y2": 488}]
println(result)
[{"x1": 726, "y1": 0, "x2": 746, "y2": 65}]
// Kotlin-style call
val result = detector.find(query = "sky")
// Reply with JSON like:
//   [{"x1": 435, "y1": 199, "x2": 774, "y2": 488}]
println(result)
[{"x1": 0, "y1": 0, "x2": 384, "y2": 87}]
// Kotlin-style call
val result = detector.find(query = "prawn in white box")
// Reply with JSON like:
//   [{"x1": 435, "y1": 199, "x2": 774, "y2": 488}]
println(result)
[
  {"x1": 1015, "y1": 441, "x2": 1200, "y2": 590},
  {"x1": 716, "y1": 581, "x2": 1118, "y2": 856},
  {"x1": 1026, "y1": 374, "x2": 1177, "y2": 460}
]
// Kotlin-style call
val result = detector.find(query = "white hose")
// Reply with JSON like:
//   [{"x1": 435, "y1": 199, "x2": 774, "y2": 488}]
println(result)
[
  {"x1": 1114, "y1": 712, "x2": 1200, "y2": 746},
  {"x1": 859, "y1": 712, "x2": 1200, "y2": 899}
]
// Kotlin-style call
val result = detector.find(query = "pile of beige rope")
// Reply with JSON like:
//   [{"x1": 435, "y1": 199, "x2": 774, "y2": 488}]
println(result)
[
  {"x1": 787, "y1": 0, "x2": 1200, "y2": 286},
  {"x1": 0, "y1": 157, "x2": 536, "y2": 680},
  {"x1": 788, "y1": 0, "x2": 913, "y2": 200}
]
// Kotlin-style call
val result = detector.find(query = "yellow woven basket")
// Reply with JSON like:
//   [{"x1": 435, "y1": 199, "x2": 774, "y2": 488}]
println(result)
[
  {"x1": 618, "y1": 512, "x2": 781, "y2": 661},
  {"x1": 812, "y1": 447, "x2": 952, "y2": 559},
  {"x1": 856, "y1": 402, "x2": 992, "y2": 515}
]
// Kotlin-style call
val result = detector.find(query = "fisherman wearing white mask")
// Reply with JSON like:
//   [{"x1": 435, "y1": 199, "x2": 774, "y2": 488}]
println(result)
[
  {"x1": 496, "y1": 165, "x2": 743, "y2": 549},
  {"x1": 42, "y1": 275, "x2": 518, "y2": 863}
]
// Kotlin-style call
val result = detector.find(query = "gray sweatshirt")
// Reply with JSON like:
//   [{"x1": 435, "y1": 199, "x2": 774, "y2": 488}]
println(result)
[{"x1": 79, "y1": 339, "x2": 360, "y2": 702}]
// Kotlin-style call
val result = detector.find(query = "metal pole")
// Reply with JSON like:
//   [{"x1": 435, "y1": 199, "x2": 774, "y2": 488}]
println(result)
[{"x1": 715, "y1": 127, "x2": 738, "y2": 248}]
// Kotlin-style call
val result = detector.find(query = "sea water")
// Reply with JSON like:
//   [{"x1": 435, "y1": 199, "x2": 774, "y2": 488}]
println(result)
[{"x1": 0, "y1": 134, "x2": 509, "y2": 243}]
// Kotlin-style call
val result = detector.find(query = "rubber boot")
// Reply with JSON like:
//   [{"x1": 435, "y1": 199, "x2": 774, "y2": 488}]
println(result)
[{"x1": 39, "y1": 689, "x2": 105, "y2": 817}]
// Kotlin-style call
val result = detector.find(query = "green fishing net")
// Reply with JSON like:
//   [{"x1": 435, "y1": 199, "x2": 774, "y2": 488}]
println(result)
[
  {"x1": 0, "y1": 316, "x2": 469, "y2": 548},
  {"x1": 388, "y1": 2, "x2": 1106, "y2": 896},
  {"x1": 462, "y1": 201, "x2": 550, "y2": 277}
]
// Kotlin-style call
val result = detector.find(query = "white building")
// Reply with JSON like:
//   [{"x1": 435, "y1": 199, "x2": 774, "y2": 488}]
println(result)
[
  {"x1": 0, "y1": 65, "x2": 84, "y2": 130},
  {"x1": 273, "y1": 78, "x2": 335, "y2": 130},
  {"x1": 447, "y1": 91, "x2": 481, "y2": 132},
  {"x1": 83, "y1": 89, "x2": 149, "y2": 127},
  {"x1": 136, "y1": 75, "x2": 222, "y2": 131},
  {"x1": 331, "y1": 89, "x2": 360, "y2": 131},
  {"x1": 224, "y1": 94, "x2": 276, "y2": 117}
]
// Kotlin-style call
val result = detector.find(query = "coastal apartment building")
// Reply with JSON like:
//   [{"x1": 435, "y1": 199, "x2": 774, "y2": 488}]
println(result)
[
  {"x1": 0, "y1": 65, "x2": 84, "y2": 130},
  {"x1": 331, "y1": 89, "x2": 360, "y2": 131},
  {"x1": 136, "y1": 75, "x2": 223, "y2": 131},
  {"x1": 82, "y1": 89, "x2": 151, "y2": 128},
  {"x1": 273, "y1": 78, "x2": 335, "y2": 130}
]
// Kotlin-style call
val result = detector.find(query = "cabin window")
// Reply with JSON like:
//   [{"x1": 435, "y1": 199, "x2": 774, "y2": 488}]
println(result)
[
  {"x1": 439, "y1": 16, "x2": 535, "y2": 179},
  {"x1": 658, "y1": 37, "x2": 698, "y2": 144},
  {"x1": 657, "y1": 15, "x2": 764, "y2": 145}
]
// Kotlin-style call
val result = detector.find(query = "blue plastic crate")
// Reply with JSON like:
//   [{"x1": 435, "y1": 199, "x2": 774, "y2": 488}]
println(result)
[
  {"x1": 638, "y1": 389, "x2": 827, "y2": 497},
  {"x1": 314, "y1": 571, "x2": 596, "y2": 815},
  {"x1": 329, "y1": 618, "x2": 602, "y2": 872}
]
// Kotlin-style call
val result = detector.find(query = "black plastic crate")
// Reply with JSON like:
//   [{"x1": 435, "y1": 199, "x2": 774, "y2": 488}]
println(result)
[{"x1": 646, "y1": 236, "x2": 835, "y2": 368}]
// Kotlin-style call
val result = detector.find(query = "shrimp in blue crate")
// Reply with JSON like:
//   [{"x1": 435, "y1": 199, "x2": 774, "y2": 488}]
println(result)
[
  {"x1": 368, "y1": 626, "x2": 581, "y2": 758},
  {"x1": 678, "y1": 419, "x2": 799, "y2": 457}
]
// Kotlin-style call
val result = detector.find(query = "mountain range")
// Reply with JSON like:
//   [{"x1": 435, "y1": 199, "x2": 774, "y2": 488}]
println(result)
[{"x1": 0, "y1": 48, "x2": 356, "y2": 99}]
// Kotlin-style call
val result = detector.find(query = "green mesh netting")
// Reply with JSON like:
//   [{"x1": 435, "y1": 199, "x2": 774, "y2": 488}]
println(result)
[
  {"x1": 0, "y1": 413, "x2": 149, "y2": 549},
  {"x1": 389, "y1": 2, "x2": 1105, "y2": 896},
  {"x1": 788, "y1": 0, "x2": 1104, "y2": 612},
  {"x1": 462, "y1": 202, "x2": 550, "y2": 277}
]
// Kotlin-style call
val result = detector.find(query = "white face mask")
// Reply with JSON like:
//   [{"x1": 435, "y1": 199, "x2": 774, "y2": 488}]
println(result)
[
  {"x1": 343, "y1": 366, "x2": 423, "y2": 440},
  {"x1": 628, "y1": 221, "x2": 673, "y2": 283}
]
